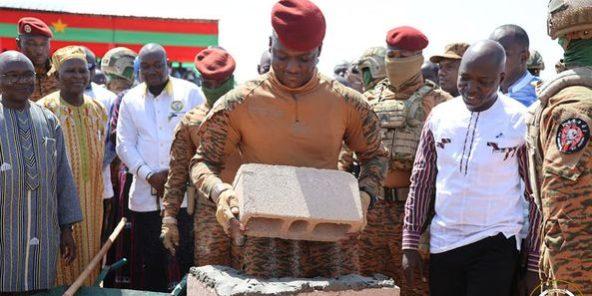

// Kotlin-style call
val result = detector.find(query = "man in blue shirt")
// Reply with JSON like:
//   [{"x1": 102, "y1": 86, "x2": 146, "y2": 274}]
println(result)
[{"x1": 490, "y1": 24, "x2": 540, "y2": 107}]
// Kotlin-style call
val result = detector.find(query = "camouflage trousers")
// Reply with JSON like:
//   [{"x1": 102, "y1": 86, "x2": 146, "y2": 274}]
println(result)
[
  {"x1": 194, "y1": 199, "x2": 234, "y2": 267},
  {"x1": 540, "y1": 219, "x2": 592, "y2": 295},
  {"x1": 358, "y1": 200, "x2": 429, "y2": 296},
  {"x1": 238, "y1": 237, "x2": 359, "y2": 278}
]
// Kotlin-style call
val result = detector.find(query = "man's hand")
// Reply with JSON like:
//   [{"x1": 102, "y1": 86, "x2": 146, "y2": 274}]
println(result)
[
  {"x1": 148, "y1": 170, "x2": 169, "y2": 198},
  {"x1": 402, "y1": 249, "x2": 426, "y2": 287},
  {"x1": 60, "y1": 228, "x2": 77, "y2": 265},
  {"x1": 216, "y1": 189, "x2": 246, "y2": 246},
  {"x1": 342, "y1": 191, "x2": 372, "y2": 241},
  {"x1": 161, "y1": 220, "x2": 179, "y2": 256}
]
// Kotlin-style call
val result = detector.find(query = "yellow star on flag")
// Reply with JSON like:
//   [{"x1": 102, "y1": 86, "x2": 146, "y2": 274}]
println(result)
[{"x1": 52, "y1": 19, "x2": 68, "y2": 33}]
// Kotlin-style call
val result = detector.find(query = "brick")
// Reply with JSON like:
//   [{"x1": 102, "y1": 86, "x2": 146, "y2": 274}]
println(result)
[
  {"x1": 233, "y1": 164, "x2": 365, "y2": 242},
  {"x1": 187, "y1": 265, "x2": 400, "y2": 296}
]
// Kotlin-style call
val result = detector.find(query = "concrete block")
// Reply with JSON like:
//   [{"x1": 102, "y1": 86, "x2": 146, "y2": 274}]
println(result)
[
  {"x1": 232, "y1": 164, "x2": 364, "y2": 242},
  {"x1": 187, "y1": 265, "x2": 399, "y2": 296}
]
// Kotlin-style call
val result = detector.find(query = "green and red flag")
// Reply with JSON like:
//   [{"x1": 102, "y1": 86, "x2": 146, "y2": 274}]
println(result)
[{"x1": 0, "y1": 8, "x2": 218, "y2": 61}]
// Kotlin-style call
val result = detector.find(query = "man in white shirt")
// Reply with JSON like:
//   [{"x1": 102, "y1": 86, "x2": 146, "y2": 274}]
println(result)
[
  {"x1": 116, "y1": 43, "x2": 203, "y2": 292},
  {"x1": 401, "y1": 41, "x2": 541, "y2": 295}
]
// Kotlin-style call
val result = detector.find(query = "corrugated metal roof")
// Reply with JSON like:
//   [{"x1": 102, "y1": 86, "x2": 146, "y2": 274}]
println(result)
[{"x1": 0, "y1": 0, "x2": 219, "y2": 20}]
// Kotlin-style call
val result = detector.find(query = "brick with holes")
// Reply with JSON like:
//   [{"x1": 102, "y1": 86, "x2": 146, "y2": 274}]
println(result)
[{"x1": 233, "y1": 164, "x2": 365, "y2": 242}]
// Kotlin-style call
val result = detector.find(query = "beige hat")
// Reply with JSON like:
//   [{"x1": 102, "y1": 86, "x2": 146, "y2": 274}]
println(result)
[{"x1": 430, "y1": 42, "x2": 470, "y2": 63}]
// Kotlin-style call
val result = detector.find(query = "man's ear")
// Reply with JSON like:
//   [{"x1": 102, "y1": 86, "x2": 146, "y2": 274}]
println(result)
[
  {"x1": 499, "y1": 71, "x2": 506, "y2": 85},
  {"x1": 521, "y1": 49, "x2": 530, "y2": 65}
]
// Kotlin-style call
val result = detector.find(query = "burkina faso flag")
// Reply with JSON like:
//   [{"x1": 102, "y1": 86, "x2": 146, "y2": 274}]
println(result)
[{"x1": 0, "y1": 8, "x2": 218, "y2": 61}]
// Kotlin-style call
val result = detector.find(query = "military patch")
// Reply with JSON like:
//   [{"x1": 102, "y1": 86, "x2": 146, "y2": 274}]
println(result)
[
  {"x1": 556, "y1": 118, "x2": 590, "y2": 154},
  {"x1": 171, "y1": 100, "x2": 184, "y2": 112}
]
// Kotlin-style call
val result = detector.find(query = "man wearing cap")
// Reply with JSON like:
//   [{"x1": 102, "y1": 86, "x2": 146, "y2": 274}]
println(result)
[
  {"x1": 0, "y1": 51, "x2": 81, "y2": 294},
  {"x1": 527, "y1": 49, "x2": 545, "y2": 77},
  {"x1": 490, "y1": 25, "x2": 540, "y2": 107},
  {"x1": 430, "y1": 42, "x2": 470, "y2": 97},
  {"x1": 15, "y1": 17, "x2": 58, "y2": 101},
  {"x1": 116, "y1": 43, "x2": 203, "y2": 291},
  {"x1": 190, "y1": 0, "x2": 387, "y2": 278},
  {"x1": 161, "y1": 47, "x2": 240, "y2": 269},
  {"x1": 525, "y1": 1, "x2": 592, "y2": 293},
  {"x1": 38, "y1": 46, "x2": 108, "y2": 286},
  {"x1": 356, "y1": 26, "x2": 450, "y2": 294}
]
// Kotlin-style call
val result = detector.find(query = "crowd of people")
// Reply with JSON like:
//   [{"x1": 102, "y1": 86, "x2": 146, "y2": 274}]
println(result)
[{"x1": 0, "y1": 0, "x2": 591, "y2": 295}]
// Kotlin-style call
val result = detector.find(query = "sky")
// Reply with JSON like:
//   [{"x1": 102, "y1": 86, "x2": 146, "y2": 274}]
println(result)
[{"x1": 1, "y1": 0, "x2": 564, "y2": 82}]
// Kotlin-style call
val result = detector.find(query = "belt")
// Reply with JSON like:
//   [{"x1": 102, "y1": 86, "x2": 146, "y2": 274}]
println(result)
[{"x1": 383, "y1": 187, "x2": 410, "y2": 202}]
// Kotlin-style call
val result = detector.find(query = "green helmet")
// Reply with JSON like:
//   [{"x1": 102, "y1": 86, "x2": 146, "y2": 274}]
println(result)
[
  {"x1": 527, "y1": 50, "x2": 545, "y2": 70},
  {"x1": 101, "y1": 47, "x2": 137, "y2": 82},
  {"x1": 357, "y1": 46, "x2": 386, "y2": 81},
  {"x1": 547, "y1": 0, "x2": 592, "y2": 39}
]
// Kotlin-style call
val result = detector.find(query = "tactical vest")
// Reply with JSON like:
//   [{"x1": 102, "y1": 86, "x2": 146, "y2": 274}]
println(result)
[
  {"x1": 370, "y1": 82, "x2": 434, "y2": 171},
  {"x1": 525, "y1": 66, "x2": 592, "y2": 210}
]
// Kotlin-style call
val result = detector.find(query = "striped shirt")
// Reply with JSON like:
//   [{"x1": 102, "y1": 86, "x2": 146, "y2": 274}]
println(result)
[{"x1": 402, "y1": 94, "x2": 541, "y2": 271}]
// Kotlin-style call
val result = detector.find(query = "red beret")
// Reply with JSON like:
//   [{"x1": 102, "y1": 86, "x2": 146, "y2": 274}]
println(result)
[
  {"x1": 194, "y1": 48, "x2": 236, "y2": 81},
  {"x1": 18, "y1": 17, "x2": 53, "y2": 38},
  {"x1": 271, "y1": 0, "x2": 326, "y2": 52},
  {"x1": 386, "y1": 26, "x2": 428, "y2": 51}
]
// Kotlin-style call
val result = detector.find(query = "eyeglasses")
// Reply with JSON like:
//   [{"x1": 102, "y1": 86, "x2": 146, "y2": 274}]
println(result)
[{"x1": 1, "y1": 72, "x2": 35, "y2": 84}]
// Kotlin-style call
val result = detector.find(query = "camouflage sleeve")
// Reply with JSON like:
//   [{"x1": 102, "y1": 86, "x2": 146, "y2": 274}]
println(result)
[
  {"x1": 189, "y1": 100, "x2": 242, "y2": 200},
  {"x1": 422, "y1": 89, "x2": 453, "y2": 116},
  {"x1": 163, "y1": 118, "x2": 197, "y2": 217},
  {"x1": 343, "y1": 90, "x2": 388, "y2": 199},
  {"x1": 337, "y1": 144, "x2": 355, "y2": 172}
]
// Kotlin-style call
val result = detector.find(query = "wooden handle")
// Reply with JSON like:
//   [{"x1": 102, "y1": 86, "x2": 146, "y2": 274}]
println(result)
[{"x1": 63, "y1": 218, "x2": 127, "y2": 296}]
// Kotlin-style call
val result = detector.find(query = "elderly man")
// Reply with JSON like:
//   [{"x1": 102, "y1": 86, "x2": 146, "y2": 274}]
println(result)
[
  {"x1": 0, "y1": 51, "x2": 81, "y2": 293},
  {"x1": 490, "y1": 25, "x2": 540, "y2": 107},
  {"x1": 116, "y1": 43, "x2": 203, "y2": 291},
  {"x1": 162, "y1": 48, "x2": 239, "y2": 269},
  {"x1": 356, "y1": 26, "x2": 451, "y2": 295},
  {"x1": 15, "y1": 17, "x2": 58, "y2": 101},
  {"x1": 402, "y1": 40, "x2": 541, "y2": 296},
  {"x1": 526, "y1": 1, "x2": 592, "y2": 294},
  {"x1": 38, "y1": 46, "x2": 108, "y2": 287},
  {"x1": 190, "y1": 0, "x2": 387, "y2": 279},
  {"x1": 430, "y1": 42, "x2": 470, "y2": 97}
]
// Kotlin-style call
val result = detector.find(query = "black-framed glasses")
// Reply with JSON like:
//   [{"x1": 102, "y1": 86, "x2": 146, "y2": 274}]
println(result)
[{"x1": 1, "y1": 72, "x2": 35, "y2": 84}]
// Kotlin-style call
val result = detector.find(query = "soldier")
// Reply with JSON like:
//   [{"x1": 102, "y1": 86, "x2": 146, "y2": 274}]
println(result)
[
  {"x1": 527, "y1": 50, "x2": 545, "y2": 77},
  {"x1": 429, "y1": 42, "x2": 470, "y2": 97},
  {"x1": 358, "y1": 47, "x2": 387, "y2": 93},
  {"x1": 101, "y1": 47, "x2": 138, "y2": 94},
  {"x1": 161, "y1": 47, "x2": 239, "y2": 267},
  {"x1": 526, "y1": 1, "x2": 592, "y2": 294},
  {"x1": 190, "y1": 0, "x2": 387, "y2": 279},
  {"x1": 357, "y1": 26, "x2": 451, "y2": 296},
  {"x1": 15, "y1": 17, "x2": 58, "y2": 101}
]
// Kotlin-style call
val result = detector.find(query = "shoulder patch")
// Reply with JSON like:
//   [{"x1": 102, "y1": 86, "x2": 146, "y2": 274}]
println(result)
[{"x1": 556, "y1": 118, "x2": 590, "y2": 154}]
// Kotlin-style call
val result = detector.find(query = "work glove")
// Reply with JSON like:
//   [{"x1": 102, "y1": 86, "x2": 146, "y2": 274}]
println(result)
[{"x1": 161, "y1": 217, "x2": 179, "y2": 256}]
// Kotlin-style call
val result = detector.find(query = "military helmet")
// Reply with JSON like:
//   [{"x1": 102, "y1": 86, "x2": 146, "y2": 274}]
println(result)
[
  {"x1": 527, "y1": 50, "x2": 545, "y2": 70},
  {"x1": 357, "y1": 46, "x2": 386, "y2": 80},
  {"x1": 101, "y1": 47, "x2": 137, "y2": 82},
  {"x1": 547, "y1": 0, "x2": 592, "y2": 39}
]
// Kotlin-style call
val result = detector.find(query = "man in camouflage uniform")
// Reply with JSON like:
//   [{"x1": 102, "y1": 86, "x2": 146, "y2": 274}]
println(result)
[
  {"x1": 102, "y1": 47, "x2": 138, "y2": 94},
  {"x1": 526, "y1": 1, "x2": 592, "y2": 294},
  {"x1": 15, "y1": 17, "x2": 58, "y2": 101},
  {"x1": 429, "y1": 42, "x2": 469, "y2": 97},
  {"x1": 527, "y1": 50, "x2": 545, "y2": 77},
  {"x1": 161, "y1": 47, "x2": 239, "y2": 267},
  {"x1": 190, "y1": 0, "x2": 387, "y2": 279},
  {"x1": 357, "y1": 26, "x2": 451, "y2": 296}
]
